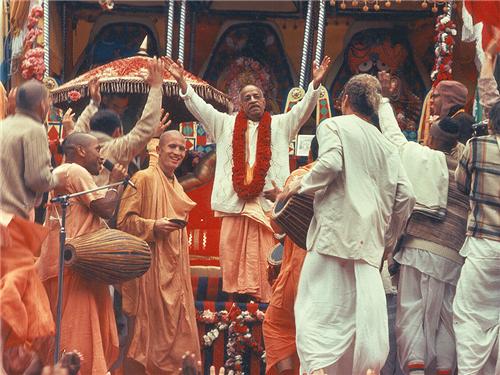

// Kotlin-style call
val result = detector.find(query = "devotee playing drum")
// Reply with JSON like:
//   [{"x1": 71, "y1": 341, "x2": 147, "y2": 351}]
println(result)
[
  {"x1": 167, "y1": 56, "x2": 331, "y2": 302},
  {"x1": 263, "y1": 137, "x2": 318, "y2": 375},
  {"x1": 453, "y1": 101, "x2": 500, "y2": 375},
  {"x1": 36, "y1": 132, "x2": 128, "y2": 374},
  {"x1": 379, "y1": 71, "x2": 469, "y2": 375},
  {"x1": 117, "y1": 131, "x2": 200, "y2": 375},
  {"x1": 0, "y1": 80, "x2": 67, "y2": 372},
  {"x1": 283, "y1": 74, "x2": 415, "y2": 375},
  {"x1": 67, "y1": 57, "x2": 165, "y2": 186}
]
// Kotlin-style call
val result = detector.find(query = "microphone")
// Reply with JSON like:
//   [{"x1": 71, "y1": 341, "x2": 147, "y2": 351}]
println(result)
[{"x1": 103, "y1": 159, "x2": 136, "y2": 189}]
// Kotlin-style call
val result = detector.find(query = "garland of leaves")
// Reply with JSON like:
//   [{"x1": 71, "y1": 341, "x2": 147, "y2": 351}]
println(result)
[
  {"x1": 430, "y1": 13, "x2": 457, "y2": 86},
  {"x1": 197, "y1": 302, "x2": 266, "y2": 374},
  {"x1": 232, "y1": 111, "x2": 272, "y2": 201}
]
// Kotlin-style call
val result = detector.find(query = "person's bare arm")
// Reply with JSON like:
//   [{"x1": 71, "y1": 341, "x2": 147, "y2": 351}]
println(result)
[{"x1": 89, "y1": 164, "x2": 127, "y2": 219}]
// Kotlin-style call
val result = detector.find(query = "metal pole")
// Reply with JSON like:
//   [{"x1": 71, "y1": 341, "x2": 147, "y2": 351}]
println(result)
[
  {"x1": 299, "y1": 0, "x2": 313, "y2": 89},
  {"x1": 166, "y1": 0, "x2": 174, "y2": 58},
  {"x1": 178, "y1": 0, "x2": 186, "y2": 65},
  {"x1": 315, "y1": 0, "x2": 326, "y2": 66},
  {"x1": 53, "y1": 200, "x2": 68, "y2": 363},
  {"x1": 43, "y1": 0, "x2": 50, "y2": 79}
]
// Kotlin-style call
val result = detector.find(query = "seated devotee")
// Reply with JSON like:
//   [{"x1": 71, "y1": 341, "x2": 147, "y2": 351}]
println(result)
[
  {"x1": 283, "y1": 74, "x2": 415, "y2": 375},
  {"x1": 453, "y1": 101, "x2": 500, "y2": 375},
  {"x1": 117, "y1": 131, "x2": 200, "y2": 375},
  {"x1": 36, "y1": 132, "x2": 128, "y2": 374},
  {"x1": 167, "y1": 56, "x2": 331, "y2": 302},
  {"x1": 263, "y1": 136, "x2": 318, "y2": 375},
  {"x1": 68, "y1": 57, "x2": 164, "y2": 186},
  {"x1": 0, "y1": 80, "x2": 67, "y2": 372},
  {"x1": 378, "y1": 72, "x2": 469, "y2": 374}
]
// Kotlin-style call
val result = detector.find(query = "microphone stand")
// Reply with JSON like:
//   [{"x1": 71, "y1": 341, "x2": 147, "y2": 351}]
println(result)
[{"x1": 50, "y1": 180, "x2": 126, "y2": 364}]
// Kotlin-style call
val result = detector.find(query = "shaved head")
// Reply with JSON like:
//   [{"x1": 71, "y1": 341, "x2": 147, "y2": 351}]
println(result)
[
  {"x1": 239, "y1": 85, "x2": 263, "y2": 101},
  {"x1": 62, "y1": 132, "x2": 97, "y2": 157},
  {"x1": 159, "y1": 130, "x2": 184, "y2": 147},
  {"x1": 16, "y1": 80, "x2": 48, "y2": 112},
  {"x1": 157, "y1": 130, "x2": 186, "y2": 177},
  {"x1": 62, "y1": 132, "x2": 103, "y2": 175}
]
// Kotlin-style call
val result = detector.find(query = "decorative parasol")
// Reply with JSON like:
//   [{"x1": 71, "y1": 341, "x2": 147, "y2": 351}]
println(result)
[{"x1": 50, "y1": 56, "x2": 231, "y2": 124}]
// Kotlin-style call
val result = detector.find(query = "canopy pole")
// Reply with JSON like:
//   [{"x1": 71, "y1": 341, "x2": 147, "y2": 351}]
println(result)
[
  {"x1": 166, "y1": 0, "x2": 174, "y2": 58},
  {"x1": 299, "y1": 0, "x2": 313, "y2": 89}
]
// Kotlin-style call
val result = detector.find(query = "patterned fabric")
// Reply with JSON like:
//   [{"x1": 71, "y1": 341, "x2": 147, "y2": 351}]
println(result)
[{"x1": 455, "y1": 135, "x2": 500, "y2": 242}]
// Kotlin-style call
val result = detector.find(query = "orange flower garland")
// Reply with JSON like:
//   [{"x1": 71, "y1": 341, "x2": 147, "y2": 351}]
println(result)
[{"x1": 232, "y1": 111, "x2": 272, "y2": 200}]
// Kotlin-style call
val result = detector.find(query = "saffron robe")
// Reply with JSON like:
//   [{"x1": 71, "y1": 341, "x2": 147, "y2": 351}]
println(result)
[
  {"x1": 117, "y1": 165, "x2": 199, "y2": 375},
  {"x1": 0, "y1": 213, "x2": 54, "y2": 350},
  {"x1": 263, "y1": 165, "x2": 312, "y2": 374},
  {"x1": 36, "y1": 163, "x2": 119, "y2": 375}
]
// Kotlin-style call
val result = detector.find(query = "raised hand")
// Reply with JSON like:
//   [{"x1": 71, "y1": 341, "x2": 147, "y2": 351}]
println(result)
[
  {"x1": 62, "y1": 108, "x2": 75, "y2": 135},
  {"x1": 165, "y1": 59, "x2": 188, "y2": 94},
  {"x1": 146, "y1": 57, "x2": 164, "y2": 88},
  {"x1": 312, "y1": 56, "x2": 332, "y2": 89},
  {"x1": 178, "y1": 351, "x2": 201, "y2": 375},
  {"x1": 88, "y1": 77, "x2": 101, "y2": 106},
  {"x1": 154, "y1": 109, "x2": 172, "y2": 137},
  {"x1": 377, "y1": 71, "x2": 397, "y2": 98},
  {"x1": 210, "y1": 365, "x2": 226, "y2": 375},
  {"x1": 485, "y1": 26, "x2": 500, "y2": 59}
]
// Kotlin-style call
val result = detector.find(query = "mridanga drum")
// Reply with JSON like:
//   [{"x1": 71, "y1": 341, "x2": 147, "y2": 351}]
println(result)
[
  {"x1": 64, "y1": 228, "x2": 151, "y2": 284},
  {"x1": 271, "y1": 193, "x2": 314, "y2": 250}
]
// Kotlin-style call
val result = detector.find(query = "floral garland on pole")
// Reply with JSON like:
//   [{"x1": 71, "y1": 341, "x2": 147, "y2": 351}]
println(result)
[
  {"x1": 430, "y1": 13, "x2": 457, "y2": 86},
  {"x1": 21, "y1": 6, "x2": 45, "y2": 80},
  {"x1": 197, "y1": 302, "x2": 266, "y2": 374},
  {"x1": 232, "y1": 111, "x2": 272, "y2": 201}
]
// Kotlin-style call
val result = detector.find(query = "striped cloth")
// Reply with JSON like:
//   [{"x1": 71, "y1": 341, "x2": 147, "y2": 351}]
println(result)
[{"x1": 455, "y1": 135, "x2": 500, "y2": 242}]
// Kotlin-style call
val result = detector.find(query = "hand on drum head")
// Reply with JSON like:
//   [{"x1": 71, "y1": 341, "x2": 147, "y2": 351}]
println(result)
[
  {"x1": 276, "y1": 178, "x2": 301, "y2": 205},
  {"x1": 154, "y1": 218, "x2": 183, "y2": 236}
]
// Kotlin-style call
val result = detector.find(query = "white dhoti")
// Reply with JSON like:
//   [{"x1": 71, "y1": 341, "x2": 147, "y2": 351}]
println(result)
[
  {"x1": 453, "y1": 237, "x2": 500, "y2": 375},
  {"x1": 294, "y1": 251, "x2": 389, "y2": 375},
  {"x1": 395, "y1": 248, "x2": 461, "y2": 374}
]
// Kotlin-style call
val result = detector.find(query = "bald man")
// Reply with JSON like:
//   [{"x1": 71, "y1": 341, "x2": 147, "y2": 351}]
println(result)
[
  {"x1": 36, "y1": 132, "x2": 127, "y2": 374},
  {"x1": 117, "y1": 131, "x2": 200, "y2": 375},
  {"x1": 0, "y1": 80, "x2": 67, "y2": 370}
]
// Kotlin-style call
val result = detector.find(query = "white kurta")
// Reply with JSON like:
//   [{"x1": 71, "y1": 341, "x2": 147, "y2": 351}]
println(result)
[
  {"x1": 453, "y1": 237, "x2": 500, "y2": 375},
  {"x1": 295, "y1": 251, "x2": 389, "y2": 374}
]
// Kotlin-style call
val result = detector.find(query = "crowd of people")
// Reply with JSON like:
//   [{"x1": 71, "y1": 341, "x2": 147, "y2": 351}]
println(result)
[{"x1": 0, "y1": 28, "x2": 499, "y2": 375}]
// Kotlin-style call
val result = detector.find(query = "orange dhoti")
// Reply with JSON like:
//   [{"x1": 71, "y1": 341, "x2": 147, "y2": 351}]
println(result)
[
  {"x1": 218, "y1": 201, "x2": 276, "y2": 303},
  {"x1": 263, "y1": 237, "x2": 306, "y2": 375},
  {"x1": 0, "y1": 214, "x2": 54, "y2": 349},
  {"x1": 36, "y1": 163, "x2": 119, "y2": 374},
  {"x1": 41, "y1": 271, "x2": 119, "y2": 375}
]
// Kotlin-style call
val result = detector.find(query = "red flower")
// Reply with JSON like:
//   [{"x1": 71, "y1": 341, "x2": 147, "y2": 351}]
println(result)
[
  {"x1": 228, "y1": 306, "x2": 242, "y2": 321},
  {"x1": 232, "y1": 111, "x2": 272, "y2": 200},
  {"x1": 247, "y1": 301, "x2": 258, "y2": 315},
  {"x1": 68, "y1": 91, "x2": 82, "y2": 102},
  {"x1": 234, "y1": 324, "x2": 248, "y2": 334}
]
